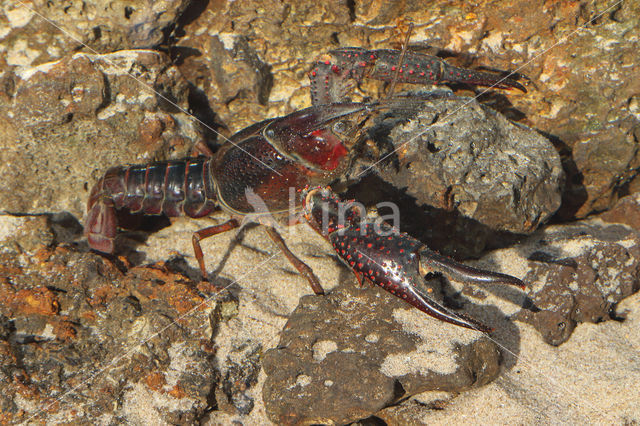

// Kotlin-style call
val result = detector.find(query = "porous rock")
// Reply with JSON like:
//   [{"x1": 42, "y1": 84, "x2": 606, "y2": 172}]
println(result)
[
  {"x1": 262, "y1": 281, "x2": 504, "y2": 425},
  {"x1": 0, "y1": 0, "x2": 191, "y2": 71},
  {"x1": 376, "y1": 96, "x2": 563, "y2": 235},
  {"x1": 476, "y1": 219, "x2": 640, "y2": 346},
  {"x1": 0, "y1": 215, "x2": 223, "y2": 424}
]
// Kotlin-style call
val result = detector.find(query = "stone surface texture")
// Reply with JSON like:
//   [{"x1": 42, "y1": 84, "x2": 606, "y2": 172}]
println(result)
[{"x1": 0, "y1": 0, "x2": 639, "y2": 424}]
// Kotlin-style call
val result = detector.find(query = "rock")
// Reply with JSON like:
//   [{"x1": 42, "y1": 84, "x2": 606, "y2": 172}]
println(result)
[
  {"x1": 598, "y1": 192, "x2": 640, "y2": 230},
  {"x1": 220, "y1": 343, "x2": 262, "y2": 415},
  {"x1": 174, "y1": 0, "x2": 353, "y2": 130},
  {"x1": 375, "y1": 297, "x2": 640, "y2": 423},
  {"x1": 175, "y1": 29, "x2": 273, "y2": 136},
  {"x1": 4, "y1": 0, "x2": 638, "y2": 225},
  {"x1": 0, "y1": 1, "x2": 191, "y2": 71},
  {"x1": 0, "y1": 50, "x2": 204, "y2": 218},
  {"x1": 262, "y1": 281, "x2": 508, "y2": 424},
  {"x1": 373, "y1": 95, "x2": 563, "y2": 235},
  {"x1": 347, "y1": 0, "x2": 640, "y2": 220},
  {"x1": 474, "y1": 219, "x2": 640, "y2": 346},
  {"x1": 0, "y1": 215, "x2": 221, "y2": 423}
]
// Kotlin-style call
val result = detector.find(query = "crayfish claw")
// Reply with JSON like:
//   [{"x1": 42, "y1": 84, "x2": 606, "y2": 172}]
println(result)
[
  {"x1": 303, "y1": 186, "x2": 525, "y2": 333},
  {"x1": 392, "y1": 271, "x2": 494, "y2": 333},
  {"x1": 419, "y1": 248, "x2": 526, "y2": 290},
  {"x1": 309, "y1": 47, "x2": 527, "y2": 106}
]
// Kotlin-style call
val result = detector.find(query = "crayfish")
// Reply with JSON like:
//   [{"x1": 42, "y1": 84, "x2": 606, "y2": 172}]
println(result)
[{"x1": 85, "y1": 43, "x2": 526, "y2": 332}]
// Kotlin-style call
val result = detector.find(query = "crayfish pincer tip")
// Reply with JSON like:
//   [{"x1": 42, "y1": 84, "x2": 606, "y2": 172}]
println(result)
[
  {"x1": 503, "y1": 275, "x2": 527, "y2": 290},
  {"x1": 511, "y1": 81, "x2": 528, "y2": 93}
]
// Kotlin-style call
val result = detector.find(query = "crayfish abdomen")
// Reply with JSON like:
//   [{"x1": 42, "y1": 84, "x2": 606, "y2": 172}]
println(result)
[{"x1": 85, "y1": 158, "x2": 217, "y2": 253}]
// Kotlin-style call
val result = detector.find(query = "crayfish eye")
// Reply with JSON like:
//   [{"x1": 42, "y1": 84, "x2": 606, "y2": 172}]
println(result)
[
  {"x1": 332, "y1": 120, "x2": 349, "y2": 135},
  {"x1": 265, "y1": 129, "x2": 275, "y2": 139}
]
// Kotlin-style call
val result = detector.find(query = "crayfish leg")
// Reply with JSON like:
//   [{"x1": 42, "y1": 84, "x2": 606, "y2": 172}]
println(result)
[
  {"x1": 192, "y1": 219, "x2": 240, "y2": 282},
  {"x1": 265, "y1": 226, "x2": 324, "y2": 295}
]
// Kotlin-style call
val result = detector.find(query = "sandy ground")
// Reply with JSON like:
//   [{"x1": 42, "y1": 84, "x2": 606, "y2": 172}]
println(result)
[
  {"x1": 135, "y1": 213, "x2": 640, "y2": 424},
  {"x1": 419, "y1": 293, "x2": 640, "y2": 424}
]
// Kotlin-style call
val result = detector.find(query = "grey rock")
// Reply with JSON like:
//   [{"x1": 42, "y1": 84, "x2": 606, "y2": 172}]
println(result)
[
  {"x1": 262, "y1": 281, "x2": 504, "y2": 425},
  {"x1": 374, "y1": 96, "x2": 563, "y2": 236},
  {"x1": 221, "y1": 343, "x2": 262, "y2": 415}
]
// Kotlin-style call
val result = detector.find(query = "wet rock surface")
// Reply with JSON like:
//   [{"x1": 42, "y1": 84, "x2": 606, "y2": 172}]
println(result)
[{"x1": 0, "y1": 0, "x2": 639, "y2": 424}]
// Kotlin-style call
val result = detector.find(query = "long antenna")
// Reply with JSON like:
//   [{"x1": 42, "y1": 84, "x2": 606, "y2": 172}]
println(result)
[{"x1": 386, "y1": 23, "x2": 414, "y2": 99}]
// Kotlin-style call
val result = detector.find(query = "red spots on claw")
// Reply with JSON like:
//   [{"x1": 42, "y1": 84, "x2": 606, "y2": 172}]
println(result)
[
  {"x1": 409, "y1": 70, "x2": 414, "y2": 75},
  {"x1": 331, "y1": 65, "x2": 340, "y2": 73},
  {"x1": 311, "y1": 70, "x2": 317, "y2": 77},
  {"x1": 325, "y1": 60, "x2": 331, "y2": 65},
  {"x1": 391, "y1": 66, "x2": 396, "y2": 71}
]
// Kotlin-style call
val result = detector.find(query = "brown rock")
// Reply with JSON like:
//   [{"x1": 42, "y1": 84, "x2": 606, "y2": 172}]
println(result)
[
  {"x1": 0, "y1": 216, "x2": 221, "y2": 423},
  {"x1": 490, "y1": 219, "x2": 640, "y2": 346},
  {"x1": 262, "y1": 281, "x2": 505, "y2": 424},
  {"x1": 0, "y1": 50, "x2": 204, "y2": 218},
  {"x1": 598, "y1": 193, "x2": 640, "y2": 230},
  {"x1": 0, "y1": 0, "x2": 191, "y2": 71}
]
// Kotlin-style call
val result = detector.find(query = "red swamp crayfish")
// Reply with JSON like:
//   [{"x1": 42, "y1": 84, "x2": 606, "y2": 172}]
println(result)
[{"x1": 85, "y1": 46, "x2": 526, "y2": 332}]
